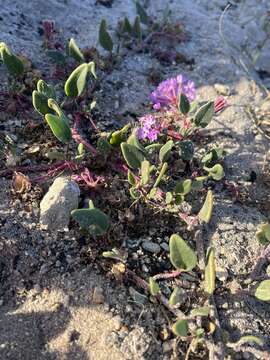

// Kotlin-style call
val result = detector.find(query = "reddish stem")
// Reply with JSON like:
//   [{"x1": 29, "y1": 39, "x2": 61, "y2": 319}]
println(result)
[
  {"x1": 72, "y1": 113, "x2": 97, "y2": 156},
  {"x1": 153, "y1": 269, "x2": 181, "y2": 281}
]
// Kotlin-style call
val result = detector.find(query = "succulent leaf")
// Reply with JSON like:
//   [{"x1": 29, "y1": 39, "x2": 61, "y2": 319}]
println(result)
[
  {"x1": 99, "y1": 19, "x2": 113, "y2": 52},
  {"x1": 179, "y1": 140, "x2": 194, "y2": 161},
  {"x1": 121, "y1": 142, "x2": 145, "y2": 169},
  {"x1": 169, "y1": 287, "x2": 183, "y2": 306},
  {"x1": 194, "y1": 101, "x2": 214, "y2": 128},
  {"x1": 45, "y1": 113, "x2": 72, "y2": 144},
  {"x1": 149, "y1": 277, "x2": 160, "y2": 296},
  {"x1": 204, "y1": 164, "x2": 224, "y2": 181},
  {"x1": 179, "y1": 93, "x2": 190, "y2": 114},
  {"x1": 169, "y1": 234, "x2": 197, "y2": 271},
  {"x1": 135, "y1": 1, "x2": 148, "y2": 25},
  {"x1": 254, "y1": 280, "x2": 270, "y2": 301},
  {"x1": 256, "y1": 223, "x2": 270, "y2": 245},
  {"x1": 171, "y1": 319, "x2": 188, "y2": 337},
  {"x1": 0, "y1": 42, "x2": 24, "y2": 76},
  {"x1": 71, "y1": 205, "x2": 109, "y2": 236},
  {"x1": 141, "y1": 160, "x2": 150, "y2": 186},
  {"x1": 204, "y1": 247, "x2": 216, "y2": 296},
  {"x1": 133, "y1": 16, "x2": 142, "y2": 41},
  {"x1": 69, "y1": 38, "x2": 85, "y2": 62},
  {"x1": 191, "y1": 306, "x2": 210, "y2": 317},
  {"x1": 198, "y1": 190, "x2": 213, "y2": 223},
  {"x1": 175, "y1": 179, "x2": 192, "y2": 195},
  {"x1": 159, "y1": 140, "x2": 173, "y2": 163},
  {"x1": 153, "y1": 162, "x2": 168, "y2": 188}
]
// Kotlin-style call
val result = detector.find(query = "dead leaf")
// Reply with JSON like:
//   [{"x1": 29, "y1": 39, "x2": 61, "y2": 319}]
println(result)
[{"x1": 12, "y1": 172, "x2": 31, "y2": 194}]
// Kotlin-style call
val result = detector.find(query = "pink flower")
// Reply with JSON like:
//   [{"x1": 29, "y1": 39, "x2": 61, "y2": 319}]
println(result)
[
  {"x1": 150, "y1": 75, "x2": 196, "y2": 110},
  {"x1": 137, "y1": 114, "x2": 161, "y2": 142}
]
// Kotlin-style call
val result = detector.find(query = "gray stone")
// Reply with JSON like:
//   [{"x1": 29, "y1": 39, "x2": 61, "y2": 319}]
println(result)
[
  {"x1": 40, "y1": 177, "x2": 80, "y2": 231},
  {"x1": 160, "y1": 242, "x2": 169, "y2": 252},
  {"x1": 142, "y1": 241, "x2": 161, "y2": 253}
]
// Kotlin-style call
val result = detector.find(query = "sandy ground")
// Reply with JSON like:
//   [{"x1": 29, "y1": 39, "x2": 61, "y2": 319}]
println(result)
[{"x1": 1, "y1": 0, "x2": 270, "y2": 359}]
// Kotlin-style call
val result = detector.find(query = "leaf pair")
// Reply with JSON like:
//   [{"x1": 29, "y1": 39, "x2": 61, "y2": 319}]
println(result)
[
  {"x1": 32, "y1": 79, "x2": 56, "y2": 115},
  {"x1": 65, "y1": 62, "x2": 96, "y2": 97}
]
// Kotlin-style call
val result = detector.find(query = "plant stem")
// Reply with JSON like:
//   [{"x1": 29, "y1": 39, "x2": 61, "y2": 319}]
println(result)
[{"x1": 153, "y1": 270, "x2": 181, "y2": 281}]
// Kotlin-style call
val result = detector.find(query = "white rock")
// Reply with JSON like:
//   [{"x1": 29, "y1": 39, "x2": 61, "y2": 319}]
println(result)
[{"x1": 40, "y1": 177, "x2": 80, "y2": 231}]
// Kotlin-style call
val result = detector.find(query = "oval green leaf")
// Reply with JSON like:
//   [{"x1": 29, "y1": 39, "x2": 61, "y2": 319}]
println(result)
[{"x1": 169, "y1": 234, "x2": 197, "y2": 271}]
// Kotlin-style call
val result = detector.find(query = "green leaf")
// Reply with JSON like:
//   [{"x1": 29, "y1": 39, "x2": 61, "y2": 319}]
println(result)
[
  {"x1": 102, "y1": 248, "x2": 127, "y2": 262},
  {"x1": 46, "y1": 50, "x2": 66, "y2": 65},
  {"x1": 169, "y1": 234, "x2": 197, "y2": 271},
  {"x1": 204, "y1": 247, "x2": 216, "y2": 296},
  {"x1": 127, "y1": 133, "x2": 146, "y2": 154},
  {"x1": 204, "y1": 164, "x2": 224, "y2": 181},
  {"x1": 71, "y1": 206, "x2": 109, "y2": 236},
  {"x1": 159, "y1": 140, "x2": 173, "y2": 163},
  {"x1": 153, "y1": 162, "x2": 168, "y2": 188},
  {"x1": 99, "y1": 19, "x2": 113, "y2": 52},
  {"x1": 141, "y1": 160, "x2": 150, "y2": 186},
  {"x1": 149, "y1": 277, "x2": 160, "y2": 296},
  {"x1": 145, "y1": 143, "x2": 163, "y2": 154},
  {"x1": 171, "y1": 319, "x2": 188, "y2": 337},
  {"x1": 88, "y1": 61, "x2": 97, "y2": 79},
  {"x1": 254, "y1": 280, "x2": 270, "y2": 301},
  {"x1": 45, "y1": 113, "x2": 72, "y2": 144},
  {"x1": 32, "y1": 90, "x2": 52, "y2": 115},
  {"x1": 130, "y1": 187, "x2": 141, "y2": 199},
  {"x1": 202, "y1": 147, "x2": 226, "y2": 166},
  {"x1": 0, "y1": 42, "x2": 24, "y2": 76},
  {"x1": 97, "y1": 137, "x2": 112, "y2": 155},
  {"x1": 192, "y1": 176, "x2": 208, "y2": 191},
  {"x1": 121, "y1": 142, "x2": 145, "y2": 169},
  {"x1": 69, "y1": 38, "x2": 85, "y2": 62},
  {"x1": 191, "y1": 306, "x2": 210, "y2": 317},
  {"x1": 122, "y1": 17, "x2": 133, "y2": 34},
  {"x1": 65, "y1": 63, "x2": 88, "y2": 97},
  {"x1": 110, "y1": 124, "x2": 130, "y2": 146},
  {"x1": 180, "y1": 140, "x2": 194, "y2": 161},
  {"x1": 128, "y1": 170, "x2": 137, "y2": 186},
  {"x1": 135, "y1": 1, "x2": 148, "y2": 25},
  {"x1": 256, "y1": 223, "x2": 270, "y2": 245},
  {"x1": 165, "y1": 192, "x2": 173, "y2": 204},
  {"x1": 198, "y1": 190, "x2": 213, "y2": 223},
  {"x1": 37, "y1": 79, "x2": 56, "y2": 99},
  {"x1": 236, "y1": 336, "x2": 264, "y2": 346},
  {"x1": 194, "y1": 101, "x2": 214, "y2": 128},
  {"x1": 169, "y1": 287, "x2": 183, "y2": 306},
  {"x1": 175, "y1": 194, "x2": 184, "y2": 205},
  {"x1": 179, "y1": 93, "x2": 190, "y2": 115},
  {"x1": 133, "y1": 16, "x2": 142, "y2": 41},
  {"x1": 175, "y1": 179, "x2": 192, "y2": 195}
]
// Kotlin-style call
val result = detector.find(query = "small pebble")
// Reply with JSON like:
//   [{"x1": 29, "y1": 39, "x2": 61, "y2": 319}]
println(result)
[{"x1": 142, "y1": 241, "x2": 161, "y2": 253}]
